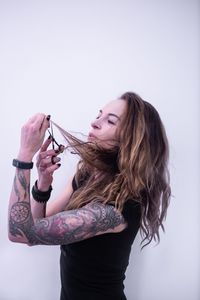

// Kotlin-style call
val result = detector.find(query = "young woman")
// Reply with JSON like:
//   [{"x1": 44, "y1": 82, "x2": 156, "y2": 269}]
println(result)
[{"x1": 8, "y1": 92, "x2": 171, "y2": 300}]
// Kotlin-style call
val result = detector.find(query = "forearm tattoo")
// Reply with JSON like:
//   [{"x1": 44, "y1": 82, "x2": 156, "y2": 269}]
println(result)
[
  {"x1": 9, "y1": 170, "x2": 126, "y2": 246},
  {"x1": 9, "y1": 170, "x2": 40, "y2": 243},
  {"x1": 32, "y1": 202, "x2": 126, "y2": 245},
  {"x1": 14, "y1": 170, "x2": 30, "y2": 200}
]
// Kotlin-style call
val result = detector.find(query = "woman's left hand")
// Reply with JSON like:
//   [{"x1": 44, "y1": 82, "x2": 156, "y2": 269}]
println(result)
[{"x1": 18, "y1": 113, "x2": 50, "y2": 161}]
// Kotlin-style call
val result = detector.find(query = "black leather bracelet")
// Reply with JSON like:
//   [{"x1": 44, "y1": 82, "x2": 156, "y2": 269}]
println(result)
[
  {"x1": 12, "y1": 159, "x2": 33, "y2": 169},
  {"x1": 31, "y1": 180, "x2": 52, "y2": 203}
]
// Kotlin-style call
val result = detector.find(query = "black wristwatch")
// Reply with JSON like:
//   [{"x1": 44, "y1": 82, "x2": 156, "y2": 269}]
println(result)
[{"x1": 12, "y1": 159, "x2": 33, "y2": 169}]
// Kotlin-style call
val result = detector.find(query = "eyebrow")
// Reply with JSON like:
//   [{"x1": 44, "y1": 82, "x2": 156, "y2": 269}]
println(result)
[{"x1": 99, "y1": 110, "x2": 121, "y2": 120}]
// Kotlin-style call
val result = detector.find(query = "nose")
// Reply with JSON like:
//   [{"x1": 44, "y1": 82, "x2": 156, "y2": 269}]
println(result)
[{"x1": 91, "y1": 118, "x2": 101, "y2": 129}]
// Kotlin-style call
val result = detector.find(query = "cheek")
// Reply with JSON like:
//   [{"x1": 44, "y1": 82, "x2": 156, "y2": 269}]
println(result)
[
  {"x1": 103, "y1": 127, "x2": 117, "y2": 139},
  {"x1": 97, "y1": 128, "x2": 119, "y2": 149}
]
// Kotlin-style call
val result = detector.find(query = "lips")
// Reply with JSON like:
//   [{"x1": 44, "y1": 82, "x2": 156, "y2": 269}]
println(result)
[{"x1": 88, "y1": 133, "x2": 97, "y2": 140}]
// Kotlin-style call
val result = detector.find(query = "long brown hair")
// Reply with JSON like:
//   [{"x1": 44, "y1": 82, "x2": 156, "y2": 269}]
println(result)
[{"x1": 53, "y1": 92, "x2": 171, "y2": 247}]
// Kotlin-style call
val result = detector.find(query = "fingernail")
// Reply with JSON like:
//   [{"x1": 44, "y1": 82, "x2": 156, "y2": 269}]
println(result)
[{"x1": 46, "y1": 115, "x2": 51, "y2": 121}]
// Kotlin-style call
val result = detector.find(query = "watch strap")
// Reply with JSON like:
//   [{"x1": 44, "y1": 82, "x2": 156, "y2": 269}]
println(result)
[{"x1": 12, "y1": 159, "x2": 33, "y2": 169}]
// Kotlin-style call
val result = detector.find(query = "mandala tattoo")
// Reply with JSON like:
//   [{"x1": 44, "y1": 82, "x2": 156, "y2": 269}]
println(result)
[{"x1": 10, "y1": 202, "x2": 30, "y2": 223}]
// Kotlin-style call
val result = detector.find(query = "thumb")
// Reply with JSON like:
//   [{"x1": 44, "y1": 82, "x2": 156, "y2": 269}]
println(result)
[{"x1": 39, "y1": 114, "x2": 51, "y2": 136}]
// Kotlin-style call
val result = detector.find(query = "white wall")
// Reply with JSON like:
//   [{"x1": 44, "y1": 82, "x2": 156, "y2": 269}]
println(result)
[{"x1": 0, "y1": 1, "x2": 199, "y2": 299}]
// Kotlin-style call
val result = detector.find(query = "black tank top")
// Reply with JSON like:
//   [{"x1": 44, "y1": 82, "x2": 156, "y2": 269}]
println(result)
[{"x1": 60, "y1": 177, "x2": 141, "y2": 300}]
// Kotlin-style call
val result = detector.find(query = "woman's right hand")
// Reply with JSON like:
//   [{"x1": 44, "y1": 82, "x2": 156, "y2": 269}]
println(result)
[{"x1": 36, "y1": 137, "x2": 63, "y2": 191}]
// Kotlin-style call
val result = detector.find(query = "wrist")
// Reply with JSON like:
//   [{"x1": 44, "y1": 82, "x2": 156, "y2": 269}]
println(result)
[
  {"x1": 37, "y1": 180, "x2": 52, "y2": 192},
  {"x1": 32, "y1": 180, "x2": 52, "y2": 203},
  {"x1": 17, "y1": 151, "x2": 34, "y2": 162}
]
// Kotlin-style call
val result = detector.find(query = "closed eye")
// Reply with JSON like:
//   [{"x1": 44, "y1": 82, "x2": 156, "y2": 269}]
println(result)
[{"x1": 108, "y1": 120, "x2": 116, "y2": 125}]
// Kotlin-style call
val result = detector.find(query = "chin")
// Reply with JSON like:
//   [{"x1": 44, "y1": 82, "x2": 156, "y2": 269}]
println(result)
[{"x1": 88, "y1": 136, "x2": 97, "y2": 142}]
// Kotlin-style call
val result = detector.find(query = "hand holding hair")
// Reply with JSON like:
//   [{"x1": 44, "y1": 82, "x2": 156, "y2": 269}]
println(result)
[{"x1": 17, "y1": 113, "x2": 51, "y2": 161}]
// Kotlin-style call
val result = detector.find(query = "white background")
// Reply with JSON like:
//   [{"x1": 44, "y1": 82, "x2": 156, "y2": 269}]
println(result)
[{"x1": 0, "y1": 1, "x2": 199, "y2": 299}]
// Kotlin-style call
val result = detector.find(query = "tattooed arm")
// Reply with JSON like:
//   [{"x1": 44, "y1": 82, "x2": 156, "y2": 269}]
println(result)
[
  {"x1": 8, "y1": 113, "x2": 49, "y2": 243},
  {"x1": 9, "y1": 167, "x2": 127, "y2": 245},
  {"x1": 8, "y1": 168, "x2": 34, "y2": 243}
]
